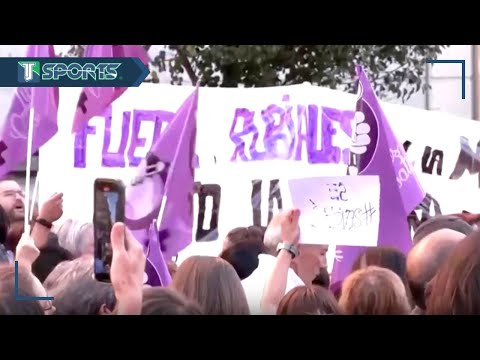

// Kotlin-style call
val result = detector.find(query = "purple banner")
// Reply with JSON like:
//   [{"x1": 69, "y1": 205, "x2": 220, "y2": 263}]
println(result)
[
  {"x1": 74, "y1": 109, "x2": 174, "y2": 168},
  {"x1": 74, "y1": 96, "x2": 356, "y2": 169},
  {"x1": 229, "y1": 96, "x2": 355, "y2": 164}
]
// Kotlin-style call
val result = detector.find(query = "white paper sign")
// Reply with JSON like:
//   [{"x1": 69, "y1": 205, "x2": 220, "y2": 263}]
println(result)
[{"x1": 288, "y1": 175, "x2": 380, "y2": 247}]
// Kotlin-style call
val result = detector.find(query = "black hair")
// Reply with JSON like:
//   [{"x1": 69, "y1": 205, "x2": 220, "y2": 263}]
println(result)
[
  {"x1": 220, "y1": 240, "x2": 264, "y2": 280},
  {"x1": 0, "y1": 206, "x2": 10, "y2": 245},
  {"x1": 32, "y1": 233, "x2": 74, "y2": 283},
  {"x1": 413, "y1": 215, "x2": 473, "y2": 244},
  {"x1": 312, "y1": 267, "x2": 330, "y2": 289}
]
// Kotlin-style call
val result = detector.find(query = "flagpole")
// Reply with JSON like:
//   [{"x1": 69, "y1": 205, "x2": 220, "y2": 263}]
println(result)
[
  {"x1": 29, "y1": 170, "x2": 40, "y2": 222},
  {"x1": 23, "y1": 108, "x2": 35, "y2": 235}
]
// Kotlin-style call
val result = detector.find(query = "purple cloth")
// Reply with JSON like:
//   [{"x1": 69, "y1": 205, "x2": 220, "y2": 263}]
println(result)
[
  {"x1": 72, "y1": 45, "x2": 149, "y2": 133},
  {"x1": 331, "y1": 66, "x2": 425, "y2": 285},
  {"x1": 125, "y1": 86, "x2": 199, "y2": 279},
  {"x1": 0, "y1": 45, "x2": 59, "y2": 179}
]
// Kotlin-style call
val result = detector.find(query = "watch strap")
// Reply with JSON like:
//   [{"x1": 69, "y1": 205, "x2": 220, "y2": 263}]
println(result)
[
  {"x1": 35, "y1": 218, "x2": 53, "y2": 229},
  {"x1": 276, "y1": 242, "x2": 299, "y2": 259}
]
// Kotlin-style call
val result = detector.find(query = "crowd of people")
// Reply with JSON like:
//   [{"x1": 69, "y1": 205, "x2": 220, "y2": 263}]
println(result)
[{"x1": 0, "y1": 175, "x2": 479, "y2": 315}]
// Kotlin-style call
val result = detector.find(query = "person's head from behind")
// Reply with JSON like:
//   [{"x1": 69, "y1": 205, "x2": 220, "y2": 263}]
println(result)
[
  {"x1": 172, "y1": 255, "x2": 250, "y2": 315},
  {"x1": 220, "y1": 240, "x2": 265, "y2": 280},
  {"x1": 277, "y1": 285, "x2": 340, "y2": 315},
  {"x1": 222, "y1": 226, "x2": 266, "y2": 252},
  {"x1": 56, "y1": 219, "x2": 94, "y2": 258},
  {"x1": 413, "y1": 215, "x2": 473, "y2": 244},
  {"x1": 407, "y1": 228, "x2": 465, "y2": 311},
  {"x1": 339, "y1": 266, "x2": 411, "y2": 315},
  {"x1": 352, "y1": 247, "x2": 408, "y2": 288},
  {"x1": 0, "y1": 264, "x2": 50, "y2": 315},
  {"x1": 0, "y1": 177, "x2": 24, "y2": 224},
  {"x1": 426, "y1": 230, "x2": 480, "y2": 315},
  {"x1": 142, "y1": 287, "x2": 203, "y2": 315},
  {"x1": 264, "y1": 210, "x2": 328, "y2": 284},
  {"x1": 44, "y1": 255, "x2": 116, "y2": 315},
  {"x1": 312, "y1": 267, "x2": 330, "y2": 289}
]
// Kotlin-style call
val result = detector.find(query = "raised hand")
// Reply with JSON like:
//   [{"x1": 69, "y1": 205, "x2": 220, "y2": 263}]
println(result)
[
  {"x1": 110, "y1": 222, "x2": 146, "y2": 315},
  {"x1": 39, "y1": 192, "x2": 63, "y2": 223},
  {"x1": 347, "y1": 111, "x2": 371, "y2": 176}
]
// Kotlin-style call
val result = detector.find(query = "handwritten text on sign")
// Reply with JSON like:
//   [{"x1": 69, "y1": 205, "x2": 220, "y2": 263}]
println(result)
[{"x1": 288, "y1": 175, "x2": 380, "y2": 247}]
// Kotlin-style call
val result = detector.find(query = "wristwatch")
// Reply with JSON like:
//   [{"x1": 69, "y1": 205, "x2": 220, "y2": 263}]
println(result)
[
  {"x1": 276, "y1": 243, "x2": 299, "y2": 259},
  {"x1": 34, "y1": 218, "x2": 53, "y2": 230}
]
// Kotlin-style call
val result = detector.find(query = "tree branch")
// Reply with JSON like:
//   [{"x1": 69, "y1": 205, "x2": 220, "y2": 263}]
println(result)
[{"x1": 173, "y1": 45, "x2": 198, "y2": 85}]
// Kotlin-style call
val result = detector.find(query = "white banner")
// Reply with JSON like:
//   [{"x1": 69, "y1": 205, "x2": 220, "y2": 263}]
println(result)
[
  {"x1": 39, "y1": 84, "x2": 480, "y2": 257},
  {"x1": 289, "y1": 175, "x2": 380, "y2": 247}
]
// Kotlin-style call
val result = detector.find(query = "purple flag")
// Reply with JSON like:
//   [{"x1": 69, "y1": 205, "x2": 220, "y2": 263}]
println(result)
[
  {"x1": 72, "y1": 45, "x2": 149, "y2": 134},
  {"x1": 0, "y1": 45, "x2": 59, "y2": 179},
  {"x1": 146, "y1": 220, "x2": 172, "y2": 287},
  {"x1": 125, "y1": 86, "x2": 199, "y2": 283},
  {"x1": 330, "y1": 65, "x2": 425, "y2": 286}
]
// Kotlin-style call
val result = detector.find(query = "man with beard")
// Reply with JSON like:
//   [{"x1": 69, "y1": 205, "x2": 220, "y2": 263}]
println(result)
[{"x1": 0, "y1": 177, "x2": 63, "y2": 253}]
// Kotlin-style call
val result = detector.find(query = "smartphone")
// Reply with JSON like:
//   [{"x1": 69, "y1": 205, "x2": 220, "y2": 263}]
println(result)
[{"x1": 93, "y1": 178, "x2": 125, "y2": 282}]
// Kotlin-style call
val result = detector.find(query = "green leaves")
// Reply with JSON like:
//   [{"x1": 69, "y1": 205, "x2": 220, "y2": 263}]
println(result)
[{"x1": 65, "y1": 45, "x2": 448, "y2": 102}]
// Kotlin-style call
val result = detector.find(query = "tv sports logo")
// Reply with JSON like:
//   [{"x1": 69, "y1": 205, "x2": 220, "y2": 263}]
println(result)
[
  {"x1": 3, "y1": 57, "x2": 148, "y2": 87},
  {"x1": 18, "y1": 61, "x2": 40, "y2": 83}
]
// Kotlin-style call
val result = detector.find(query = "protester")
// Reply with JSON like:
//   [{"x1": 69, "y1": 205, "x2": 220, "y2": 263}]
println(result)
[
  {"x1": 43, "y1": 256, "x2": 116, "y2": 315},
  {"x1": 142, "y1": 287, "x2": 203, "y2": 315},
  {"x1": 242, "y1": 210, "x2": 304, "y2": 314},
  {"x1": 0, "y1": 206, "x2": 12, "y2": 263},
  {"x1": 339, "y1": 266, "x2": 411, "y2": 315},
  {"x1": 222, "y1": 226, "x2": 266, "y2": 252},
  {"x1": 407, "y1": 228, "x2": 465, "y2": 314},
  {"x1": 171, "y1": 255, "x2": 250, "y2": 315},
  {"x1": 0, "y1": 264, "x2": 46, "y2": 315},
  {"x1": 31, "y1": 236, "x2": 74, "y2": 283},
  {"x1": 0, "y1": 178, "x2": 63, "y2": 254},
  {"x1": 55, "y1": 219, "x2": 94, "y2": 258},
  {"x1": 426, "y1": 230, "x2": 480, "y2": 315},
  {"x1": 277, "y1": 286, "x2": 340, "y2": 315},
  {"x1": 220, "y1": 240, "x2": 265, "y2": 280},
  {"x1": 351, "y1": 247, "x2": 412, "y2": 305},
  {"x1": 412, "y1": 215, "x2": 473, "y2": 244},
  {"x1": 312, "y1": 267, "x2": 330, "y2": 289}
]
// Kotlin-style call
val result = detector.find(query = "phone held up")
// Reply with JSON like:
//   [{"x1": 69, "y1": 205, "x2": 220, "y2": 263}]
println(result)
[{"x1": 93, "y1": 178, "x2": 125, "y2": 282}]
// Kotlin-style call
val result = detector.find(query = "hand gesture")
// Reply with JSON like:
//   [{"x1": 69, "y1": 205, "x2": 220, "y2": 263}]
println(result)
[
  {"x1": 39, "y1": 192, "x2": 63, "y2": 223},
  {"x1": 347, "y1": 111, "x2": 371, "y2": 176},
  {"x1": 280, "y1": 209, "x2": 301, "y2": 246},
  {"x1": 110, "y1": 223, "x2": 146, "y2": 314},
  {"x1": 15, "y1": 233, "x2": 40, "y2": 270}
]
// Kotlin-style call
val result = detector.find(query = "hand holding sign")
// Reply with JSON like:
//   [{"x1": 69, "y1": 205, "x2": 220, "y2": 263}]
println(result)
[{"x1": 288, "y1": 175, "x2": 380, "y2": 247}]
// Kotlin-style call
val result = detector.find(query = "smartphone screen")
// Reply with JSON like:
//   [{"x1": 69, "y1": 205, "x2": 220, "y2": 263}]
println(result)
[{"x1": 93, "y1": 179, "x2": 125, "y2": 282}]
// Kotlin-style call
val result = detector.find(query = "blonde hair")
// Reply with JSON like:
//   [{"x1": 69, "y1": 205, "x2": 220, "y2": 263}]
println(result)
[{"x1": 340, "y1": 266, "x2": 411, "y2": 315}]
